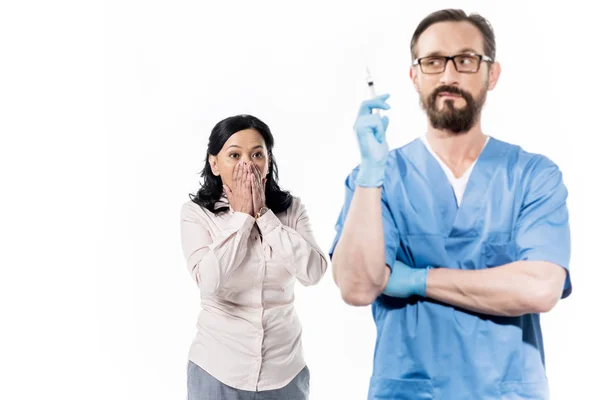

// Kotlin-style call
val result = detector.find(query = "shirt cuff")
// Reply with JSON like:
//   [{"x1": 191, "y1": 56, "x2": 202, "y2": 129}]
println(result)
[
  {"x1": 229, "y1": 211, "x2": 255, "y2": 233},
  {"x1": 255, "y1": 209, "x2": 281, "y2": 235}
]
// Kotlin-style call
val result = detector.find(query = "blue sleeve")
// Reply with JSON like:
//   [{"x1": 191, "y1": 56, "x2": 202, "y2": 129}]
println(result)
[
  {"x1": 515, "y1": 156, "x2": 572, "y2": 298},
  {"x1": 329, "y1": 167, "x2": 400, "y2": 269}
]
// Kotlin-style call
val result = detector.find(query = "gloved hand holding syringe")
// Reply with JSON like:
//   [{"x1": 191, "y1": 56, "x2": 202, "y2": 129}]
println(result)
[{"x1": 353, "y1": 65, "x2": 391, "y2": 188}]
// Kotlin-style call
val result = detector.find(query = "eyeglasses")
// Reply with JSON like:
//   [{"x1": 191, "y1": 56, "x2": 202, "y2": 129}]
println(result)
[{"x1": 412, "y1": 53, "x2": 493, "y2": 74}]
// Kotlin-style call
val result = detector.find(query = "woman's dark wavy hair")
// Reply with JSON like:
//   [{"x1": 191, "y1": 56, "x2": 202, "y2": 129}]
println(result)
[{"x1": 189, "y1": 114, "x2": 293, "y2": 215}]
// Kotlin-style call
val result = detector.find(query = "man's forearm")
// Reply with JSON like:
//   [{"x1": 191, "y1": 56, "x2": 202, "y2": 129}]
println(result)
[
  {"x1": 425, "y1": 261, "x2": 566, "y2": 317},
  {"x1": 332, "y1": 187, "x2": 389, "y2": 306}
]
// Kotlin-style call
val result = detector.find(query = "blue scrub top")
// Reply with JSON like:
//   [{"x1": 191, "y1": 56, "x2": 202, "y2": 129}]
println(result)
[{"x1": 330, "y1": 137, "x2": 571, "y2": 400}]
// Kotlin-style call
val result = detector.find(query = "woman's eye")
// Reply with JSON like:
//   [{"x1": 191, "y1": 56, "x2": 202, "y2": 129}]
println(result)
[
  {"x1": 229, "y1": 153, "x2": 239, "y2": 159},
  {"x1": 253, "y1": 153, "x2": 264, "y2": 159}
]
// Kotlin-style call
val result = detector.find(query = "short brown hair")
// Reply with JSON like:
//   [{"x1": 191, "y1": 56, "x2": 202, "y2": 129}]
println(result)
[{"x1": 410, "y1": 9, "x2": 496, "y2": 61}]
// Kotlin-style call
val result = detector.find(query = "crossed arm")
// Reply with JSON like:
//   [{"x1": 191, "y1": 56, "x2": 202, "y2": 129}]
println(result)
[
  {"x1": 332, "y1": 186, "x2": 568, "y2": 317},
  {"x1": 411, "y1": 260, "x2": 564, "y2": 316}
]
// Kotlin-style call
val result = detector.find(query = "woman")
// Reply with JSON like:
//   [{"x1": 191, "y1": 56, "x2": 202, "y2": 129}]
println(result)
[{"x1": 180, "y1": 114, "x2": 328, "y2": 399}]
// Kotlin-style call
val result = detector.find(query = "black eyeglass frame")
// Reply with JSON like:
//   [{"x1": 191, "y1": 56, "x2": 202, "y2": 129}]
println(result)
[{"x1": 412, "y1": 53, "x2": 494, "y2": 74}]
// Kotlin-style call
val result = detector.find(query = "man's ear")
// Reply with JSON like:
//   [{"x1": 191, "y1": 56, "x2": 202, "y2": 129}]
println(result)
[
  {"x1": 487, "y1": 61, "x2": 501, "y2": 91},
  {"x1": 410, "y1": 66, "x2": 420, "y2": 92}
]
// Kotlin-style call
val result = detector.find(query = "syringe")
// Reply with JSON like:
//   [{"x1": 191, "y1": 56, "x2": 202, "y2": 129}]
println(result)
[{"x1": 366, "y1": 66, "x2": 379, "y2": 115}]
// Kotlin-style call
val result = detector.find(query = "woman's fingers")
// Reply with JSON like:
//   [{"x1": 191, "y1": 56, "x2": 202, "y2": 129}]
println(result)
[
  {"x1": 250, "y1": 163, "x2": 260, "y2": 180},
  {"x1": 250, "y1": 175, "x2": 257, "y2": 202},
  {"x1": 255, "y1": 165, "x2": 266, "y2": 194},
  {"x1": 251, "y1": 174, "x2": 263, "y2": 215},
  {"x1": 250, "y1": 163, "x2": 264, "y2": 190},
  {"x1": 233, "y1": 161, "x2": 242, "y2": 190},
  {"x1": 228, "y1": 162, "x2": 265, "y2": 215},
  {"x1": 245, "y1": 164, "x2": 254, "y2": 213},
  {"x1": 244, "y1": 164, "x2": 252, "y2": 194}
]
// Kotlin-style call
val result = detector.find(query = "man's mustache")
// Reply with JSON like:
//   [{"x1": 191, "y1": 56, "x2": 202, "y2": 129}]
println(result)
[{"x1": 431, "y1": 85, "x2": 467, "y2": 99}]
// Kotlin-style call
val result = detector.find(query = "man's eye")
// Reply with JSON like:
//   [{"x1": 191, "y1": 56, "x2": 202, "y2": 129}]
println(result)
[
  {"x1": 458, "y1": 56, "x2": 477, "y2": 65},
  {"x1": 425, "y1": 57, "x2": 443, "y2": 66}
]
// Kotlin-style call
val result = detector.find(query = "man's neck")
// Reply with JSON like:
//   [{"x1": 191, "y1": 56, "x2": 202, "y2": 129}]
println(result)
[{"x1": 425, "y1": 122, "x2": 488, "y2": 178}]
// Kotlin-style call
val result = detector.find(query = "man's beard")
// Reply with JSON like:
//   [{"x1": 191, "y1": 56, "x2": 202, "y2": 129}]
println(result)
[{"x1": 421, "y1": 84, "x2": 487, "y2": 134}]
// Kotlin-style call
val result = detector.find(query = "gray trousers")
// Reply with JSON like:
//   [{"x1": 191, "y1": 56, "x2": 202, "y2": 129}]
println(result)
[{"x1": 187, "y1": 361, "x2": 310, "y2": 400}]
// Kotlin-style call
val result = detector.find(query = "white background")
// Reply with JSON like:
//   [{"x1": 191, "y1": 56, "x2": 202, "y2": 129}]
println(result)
[{"x1": 1, "y1": 1, "x2": 598, "y2": 399}]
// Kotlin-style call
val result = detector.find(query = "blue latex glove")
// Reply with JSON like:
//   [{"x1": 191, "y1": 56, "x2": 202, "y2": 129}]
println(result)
[
  {"x1": 353, "y1": 94, "x2": 391, "y2": 187},
  {"x1": 382, "y1": 260, "x2": 430, "y2": 298}
]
